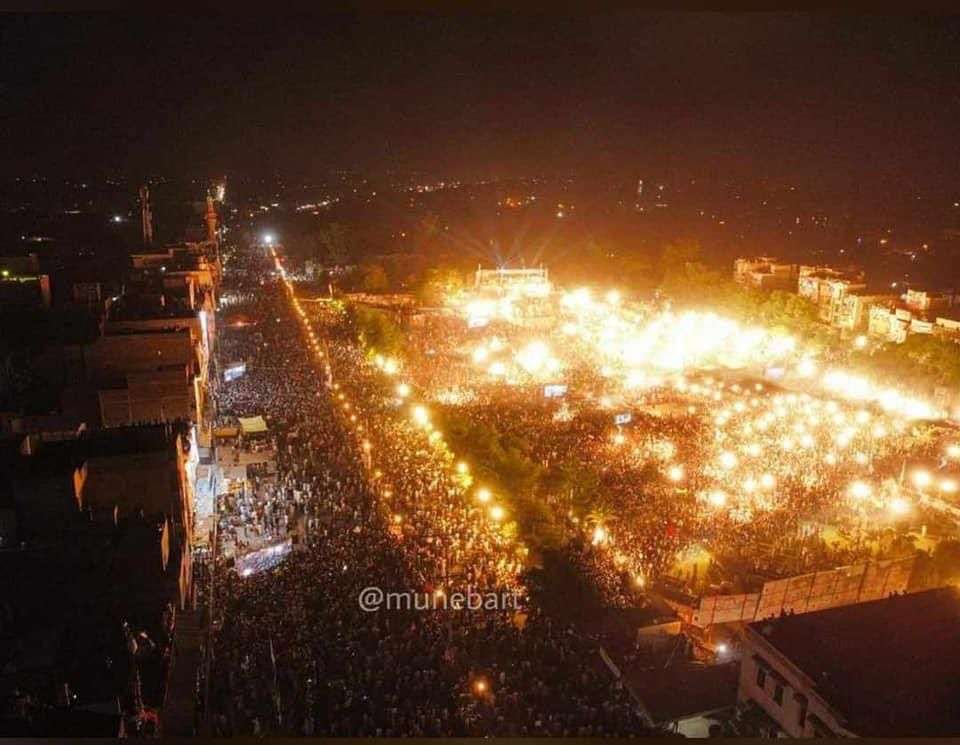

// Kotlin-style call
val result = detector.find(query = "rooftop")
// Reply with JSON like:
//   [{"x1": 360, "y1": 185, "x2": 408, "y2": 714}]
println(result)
[
  {"x1": 108, "y1": 293, "x2": 195, "y2": 322},
  {"x1": 623, "y1": 662, "x2": 739, "y2": 724},
  {"x1": 748, "y1": 586, "x2": 960, "y2": 737}
]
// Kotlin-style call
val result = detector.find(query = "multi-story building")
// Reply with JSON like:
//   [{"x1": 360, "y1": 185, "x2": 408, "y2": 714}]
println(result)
[
  {"x1": 78, "y1": 329, "x2": 203, "y2": 428},
  {"x1": 831, "y1": 291, "x2": 898, "y2": 331},
  {"x1": 813, "y1": 279, "x2": 866, "y2": 326},
  {"x1": 733, "y1": 257, "x2": 798, "y2": 291},
  {"x1": 868, "y1": 304, "x2": 911, "y2": 343},
  {"x1": 0, "y1": 423, "x2": 197, "y2": 734},
  {"x1": 797, "y1": 265, "x2": 865, "y2": 302},
  {"x1": 737, "y1": 587, "x2": 960, "y2": 737},
  {"x1": 902, "y1": 288, "x2": 958, "y2": 314},
  {"x1": 129, "y1": 243, "x2": 220, "y2": 307}
]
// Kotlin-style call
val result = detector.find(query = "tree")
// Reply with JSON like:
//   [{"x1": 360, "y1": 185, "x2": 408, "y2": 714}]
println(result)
[
  {"x1": 857, "y1": 335, "x2": 960, "y2": 393},
  {"x1": 346, "y1": 305, "x2": 403, "y2": 356},
  {"x1": 659, "y1": 238, "x2": 703, "y2": 279},
  {"x1": 315, "y1": 223, "x2": 351, "y2": 267},
  {"x1": 932, "y1": 539, "x2": 960, "y2": 584},
  {"x1": 544, "y1": 458, "x2": 603, "y2": 517},
  {"x1": 414, "y1": 266, "x2": 464, "y2": 306},
  {"x1": 358, "y1": 263, "x2": 389, "y2": 293}
]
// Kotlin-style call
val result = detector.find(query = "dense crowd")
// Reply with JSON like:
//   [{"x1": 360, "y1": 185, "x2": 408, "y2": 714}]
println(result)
[
  {"x1": 388, "y1": 304, "x2": 945, "y2": 597},
  {"x1": 207, "y1": 250, "x2": 651, "y2": 736}
]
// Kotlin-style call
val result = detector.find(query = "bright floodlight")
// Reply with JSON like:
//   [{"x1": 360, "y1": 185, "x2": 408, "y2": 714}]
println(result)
[
  {"x1": 888, "y1": 497, "x2": 910, "y2": 516},
  {"x1": 911, "y1": 469, "x2": 932, "y2": 489},
  {"x1": 411, "y1": 405, "x2": 429, "y2": 426},
  {"x1": 263, "y1": 233, "x2": 275, "y2": 245}
]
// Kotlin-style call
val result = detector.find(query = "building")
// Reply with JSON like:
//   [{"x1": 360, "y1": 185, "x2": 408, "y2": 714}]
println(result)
[
  {"x1": 815, "y1": 279, "x2": 867, "y2": 325},
  {"x1": 0, "y1": 433, "x2": 87, "y2": 543},
  {"x1": 129, "y1": 244, "x2": 219, "y2": 307},
  {"x1": 934, "y1": 312, "x2": 960, "y2": 340},
  {"x1": 0, "y1": 424, "x2": 197, "y2": 734},
  {"x1": 868, "y1": 304, "x2": 912, "y2": 343},
  {"x1": 0, "y1": 424, "x2": 194, "y2": 604},
  {"x1": 0, "y1": 187, "x2": 217, "y2": 736},
  {"x1": 902, "y1": 288, "x2": 957, "y2": 314},
  {"x1": 733, "y1": 257, "x2": 798, "y2": 291},
  {"x1": 79, "y1": 330, "x2": 203, "y2": 428},
  {"x1": 624, "y1": 663, "x2": 739, "y2": 737},
  {"x1": 797, "y1": 264, "x2": 865, "y2": 303},
  {"x1": 831, "y1": 291, "x2": 897, "y2": 332},
  {"x1": 737, "y1": 587, "x2": 960, "y2": 737},
  {"x1": 0, "y1": 254, "x2": 52, "y2": 309}
]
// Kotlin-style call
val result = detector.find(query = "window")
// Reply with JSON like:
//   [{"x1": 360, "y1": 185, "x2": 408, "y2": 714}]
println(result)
[
  {"x1": 755, "y1": 666, "x2": 767, "y2": 689},
  {"x1": 773, "y1": 683, "x2": 784, "y2": 706},
  {"x1": 798, "y1": 701, "x2": 808, "y2": 729}
]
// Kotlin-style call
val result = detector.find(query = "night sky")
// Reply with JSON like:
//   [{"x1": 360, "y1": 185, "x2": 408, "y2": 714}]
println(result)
[{"x1": 3, "y1": 13, "x2": 960, "y2": 191}]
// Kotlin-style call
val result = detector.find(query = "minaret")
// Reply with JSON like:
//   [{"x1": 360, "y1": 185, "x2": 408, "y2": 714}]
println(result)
[
  {"x1": 139, "y1": 185, "x2": 154, "y2": 247},
  {"x1": 204, "y1": 194, "x2": 218, "y2": 245}
]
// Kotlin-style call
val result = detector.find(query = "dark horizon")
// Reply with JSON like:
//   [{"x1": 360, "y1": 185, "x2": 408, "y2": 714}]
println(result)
[{"x1": 3, "y1": 12, "x2": 960, "y2": 195}]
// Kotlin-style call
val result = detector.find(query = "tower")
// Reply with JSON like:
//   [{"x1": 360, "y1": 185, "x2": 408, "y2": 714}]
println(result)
[
  {"x1": 139, "y1": 185, "x2": 154, "y2": 247},
  {"x1": 204, "y1": 194, "x2": 218, "y2": 245}
]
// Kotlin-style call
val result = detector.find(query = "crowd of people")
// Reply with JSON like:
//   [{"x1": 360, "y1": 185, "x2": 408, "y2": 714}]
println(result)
[
  {"x1": 385, "y1": 301, "x2": 946, "y2": 599},
  {"x1": 205, "y1": 244, "x2": 950, "y2": 736},
  {"x1": 207, "y1": 249, "x2": 652, "y2": 736}
]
